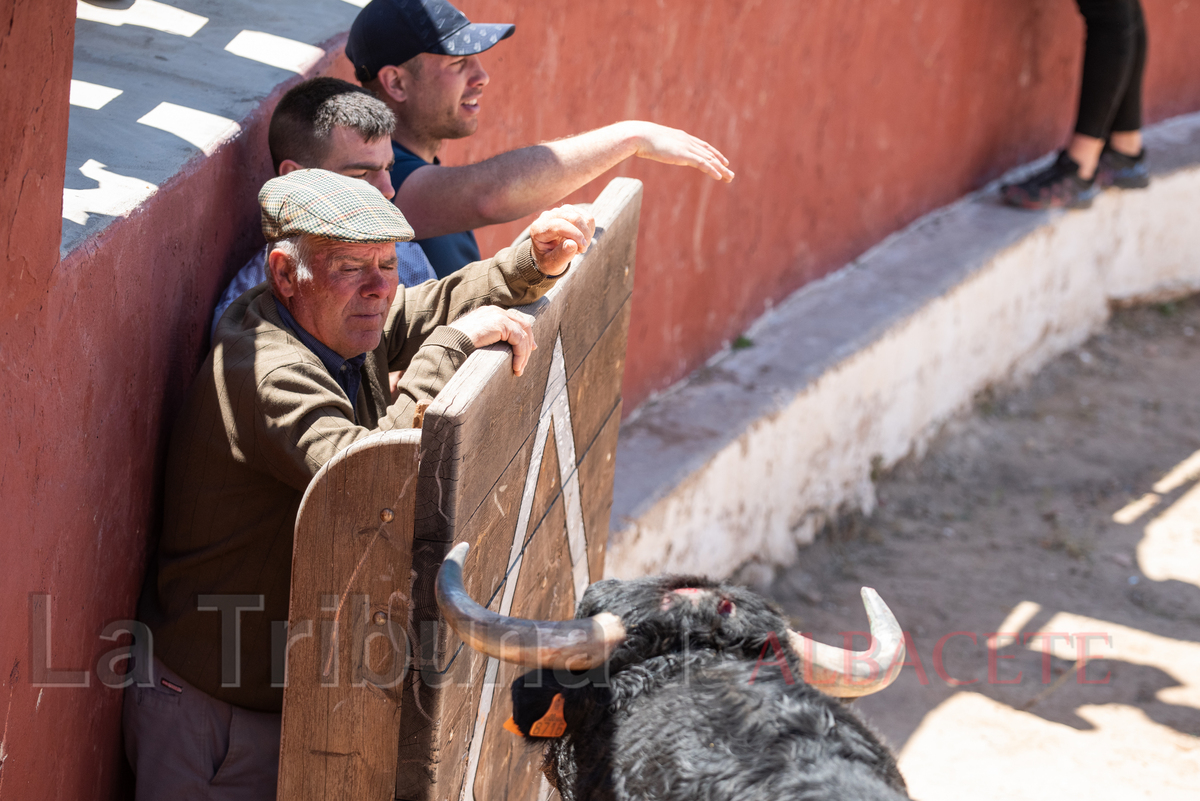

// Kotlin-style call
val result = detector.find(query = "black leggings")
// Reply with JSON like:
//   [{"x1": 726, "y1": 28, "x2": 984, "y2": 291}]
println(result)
[{"x1": 1074, "y1": 0, "x2": 1147, "y2": 138}]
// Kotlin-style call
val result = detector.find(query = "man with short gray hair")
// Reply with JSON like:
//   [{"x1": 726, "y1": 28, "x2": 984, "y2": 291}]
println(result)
[
  {"x1": 210, "y1": 76, "x2": 437, "y2": 342},
  {"x1": 128, "y1": 169, "x2": 593, "y2": 800}
]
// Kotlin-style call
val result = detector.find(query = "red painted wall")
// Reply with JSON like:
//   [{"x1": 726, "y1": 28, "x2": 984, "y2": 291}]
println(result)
[
  {"x1": 3, "y1": 2, "x2": 1200, "y2": 799},
  {"x1": 447, "y1": 0, "x2": 1200, "y2": 411},
  {"x1": 0, "y1": 15, "x2": 351, "y2": 799},
  {"x1": 0, "y1": 2, "x2": 92, "y2": 798}
]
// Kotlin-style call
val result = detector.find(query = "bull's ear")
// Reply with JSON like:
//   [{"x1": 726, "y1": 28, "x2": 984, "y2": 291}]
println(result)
[
  {"x1": 510, "y1": 671, "x2": 569, "y2": 738},
  {"x1": 508, "y1": 693, "x2": 566, "y2": 738},
  {"x1": 527, "y1": 694, "x2": 567, "y2": 737}
]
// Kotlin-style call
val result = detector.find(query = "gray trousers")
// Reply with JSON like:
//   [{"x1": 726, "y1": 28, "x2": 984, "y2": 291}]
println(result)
[{"x1": 123, "y1": 658, "x2": 281, "y2": 801}]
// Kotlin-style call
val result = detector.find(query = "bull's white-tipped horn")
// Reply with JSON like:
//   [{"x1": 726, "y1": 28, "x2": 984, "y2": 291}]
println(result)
[
  {"x1": 435, "y1": 543, "x2": 626, "y2": 670},
  {"x1": 788, "y1": 587, "x2": 905, "y2": 698}
]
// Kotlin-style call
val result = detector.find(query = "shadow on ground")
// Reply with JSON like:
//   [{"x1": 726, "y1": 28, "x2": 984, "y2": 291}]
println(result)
[{"x1": 761, "y1": 296, "x2": 1200, "y2": 798}]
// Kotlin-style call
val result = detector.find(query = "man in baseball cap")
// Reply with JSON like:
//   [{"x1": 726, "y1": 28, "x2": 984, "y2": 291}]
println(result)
[
  {"x1": 346, "y1": 0, "x2": 734, "y2": 279},
  {"x1": 126, "y1": 169, "x2": 594, "y2": 800}
]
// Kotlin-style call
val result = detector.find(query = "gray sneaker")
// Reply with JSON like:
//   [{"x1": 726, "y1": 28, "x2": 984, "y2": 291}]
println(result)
[
  {"x1": 1000, "y1": 150, "x2": 1099, "y2": 210},
  {"x1": 1096, "y1": 146, "x2": 1150, "y2": 189}
]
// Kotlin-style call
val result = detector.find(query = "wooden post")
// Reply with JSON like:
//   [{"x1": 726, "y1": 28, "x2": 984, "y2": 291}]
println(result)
[{"x1": 278, "y1": 428, "x2": 422, "y2": 801}]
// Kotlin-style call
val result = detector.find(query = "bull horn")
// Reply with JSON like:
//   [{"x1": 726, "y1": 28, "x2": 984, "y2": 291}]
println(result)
[
  {"x1": 788, "y1": 587, "x2": 905, "y2": 698},
  {"x1": 435, "y1": 543, "x2": 626, "y2": 670}
]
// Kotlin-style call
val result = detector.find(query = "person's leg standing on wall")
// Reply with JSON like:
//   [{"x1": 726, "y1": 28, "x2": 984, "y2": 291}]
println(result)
[{"x1": 1002, "y1": 0, "x2": 1149, "y2": 209}]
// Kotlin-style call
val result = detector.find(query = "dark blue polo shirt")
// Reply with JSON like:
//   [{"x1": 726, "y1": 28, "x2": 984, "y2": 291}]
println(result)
[
  {"x1": 275, "y1": 300, "x2": 367, "y2": 422},
  {"x1": 390, "y1": 141, "x2": 481, "y2": 278}
]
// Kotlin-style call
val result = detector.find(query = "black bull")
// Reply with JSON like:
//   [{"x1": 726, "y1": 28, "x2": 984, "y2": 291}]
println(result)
[{"x1": 437, "y1": 544, "x2": 911, "y2": 801}]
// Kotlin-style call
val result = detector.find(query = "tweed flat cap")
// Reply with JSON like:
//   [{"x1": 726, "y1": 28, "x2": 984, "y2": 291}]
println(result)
[{"x1": 259, "y1": 169, "x2": 414, "y2": 243}]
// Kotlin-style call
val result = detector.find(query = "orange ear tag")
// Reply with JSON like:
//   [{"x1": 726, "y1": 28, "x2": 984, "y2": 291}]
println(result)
[
  {"x1": 528, "y1": 693, "x2": 567, "y2": 738},
  {"x1": 504, "y1": 716, "x2": 523, "y2": 735}
]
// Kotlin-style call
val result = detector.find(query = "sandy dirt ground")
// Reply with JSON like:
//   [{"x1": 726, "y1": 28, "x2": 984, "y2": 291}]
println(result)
[{"x1": 763, "y1": 297, "x2": 1200, "y2": 800}]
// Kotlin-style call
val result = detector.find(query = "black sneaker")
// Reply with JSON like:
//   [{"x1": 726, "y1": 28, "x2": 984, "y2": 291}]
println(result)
[
  {"x1": 1096, "y1": 145, "x2": 1150, "y2": 189},
  {"x1": 1000, "y1": 151, "x2": 1098, "y2": 210}
]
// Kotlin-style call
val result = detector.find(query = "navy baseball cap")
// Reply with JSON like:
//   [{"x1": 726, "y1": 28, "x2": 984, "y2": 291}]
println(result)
[{"x1": 346, "y1": 0, "x2": 515, "y2": 83}]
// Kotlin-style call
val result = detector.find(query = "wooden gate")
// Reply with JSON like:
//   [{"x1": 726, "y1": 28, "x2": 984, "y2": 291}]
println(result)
[{"x1": 279, "y1": 177, "x2": 642, "y2": 801}]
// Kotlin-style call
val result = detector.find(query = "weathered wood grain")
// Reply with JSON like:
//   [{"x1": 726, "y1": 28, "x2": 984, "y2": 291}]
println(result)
[
  {"x1": 278, "y1": 428, "x2": 421, "y2": 801},
  {"x1": 557, "y1": 182, "x2": 640, "y2": 380},
  {"x1": 565, "y1": 299, "x2": 631, "y2": 472},
  {"x1": 413, "y1": 179, "x2": 641, "y2": 544},
  {"x1": 472, "y1": 496, "x2": 575, "y2": 801},
  {"x1": 577, "y1": 402, "x2": 622, "y2": 586},
  {"x1": 395, "y1": 178, "x2": 642, "y2": 801},
  {"x1": 400, "y1": 430, "x2": 568, "y2": 799}
]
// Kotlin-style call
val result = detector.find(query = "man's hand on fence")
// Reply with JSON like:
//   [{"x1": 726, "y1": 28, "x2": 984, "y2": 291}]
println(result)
[
  {"x1": 450, "y1": 306, "x2": 539, "y2": 376},
  {"x1": 530, "y1": 205, "x2": 596, "y2": 276}
]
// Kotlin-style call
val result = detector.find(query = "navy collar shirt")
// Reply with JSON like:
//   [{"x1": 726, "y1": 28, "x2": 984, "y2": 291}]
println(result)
[{"x1": 274, "y1": 299, "x2": 367, "y2": 422}]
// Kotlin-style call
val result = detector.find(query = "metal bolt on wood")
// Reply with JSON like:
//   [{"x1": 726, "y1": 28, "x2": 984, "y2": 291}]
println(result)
[{"x1": 380, "y1": 508, "x2": 394, "y2": 523}]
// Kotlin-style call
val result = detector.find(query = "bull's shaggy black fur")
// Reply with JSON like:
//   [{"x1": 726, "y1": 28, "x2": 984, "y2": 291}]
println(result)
[{"x1": 510, "y1": 575, "x2": 910, "y2": 801}]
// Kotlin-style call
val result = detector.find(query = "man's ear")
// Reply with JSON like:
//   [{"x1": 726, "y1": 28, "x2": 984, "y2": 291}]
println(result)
[
  {"x1": 267, "y1": 248, "x2": 297, "y2": 300},
  {"x1": 278, "y1": 159, "x2": 305, "y2": 176},
  {"x1": 375, "y1": 64, "x2": 410, "y2": 104}
]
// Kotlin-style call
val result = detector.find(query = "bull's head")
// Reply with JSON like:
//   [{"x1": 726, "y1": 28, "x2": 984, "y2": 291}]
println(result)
[{"x1": 435, "y1": 543, "x2": 905, "y2": 698}]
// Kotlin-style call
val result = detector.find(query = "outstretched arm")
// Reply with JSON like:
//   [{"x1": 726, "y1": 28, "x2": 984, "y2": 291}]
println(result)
[{"x1": 395, "y1": 121, "x2": 733, "y2": 239}]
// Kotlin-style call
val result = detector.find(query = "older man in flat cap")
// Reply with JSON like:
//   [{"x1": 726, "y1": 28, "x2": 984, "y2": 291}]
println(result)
[{"x1": 125, "y1": 169, "x2": 593, "y2": 800}]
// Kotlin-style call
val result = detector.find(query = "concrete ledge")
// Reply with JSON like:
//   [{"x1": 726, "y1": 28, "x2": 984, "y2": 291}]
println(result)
[{"x1": 609, "y1": 111, "x2": 1200, "y2": 580}]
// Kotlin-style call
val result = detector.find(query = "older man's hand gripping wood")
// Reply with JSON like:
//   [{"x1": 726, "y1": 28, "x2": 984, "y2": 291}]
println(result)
[{"x1": 449, "y1": 204, "x2": 594, "y2": 375}]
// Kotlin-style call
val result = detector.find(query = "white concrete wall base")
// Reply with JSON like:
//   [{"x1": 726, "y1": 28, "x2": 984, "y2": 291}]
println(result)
[{"x1": 608, "y1": 111, "x2": 1200, "y2": 581}]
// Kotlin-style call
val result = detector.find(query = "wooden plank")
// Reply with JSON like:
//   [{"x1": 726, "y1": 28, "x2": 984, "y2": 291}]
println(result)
[
  {"x1": 411, "y1": 488, "x2": 582, "y2": 801},
  {"x1": 461, "y1": 424, "x2": 565, "y2": 614},
  {"x1": 413, "y1": 178, "x2": 642, "y2": 544},
  {"x1": 472, "y1": 496, "x2": 575, "y2": 801},
  {"x1": 566, "y1": 299, "x2": 631, "y2": 473},
  {"x1": 398, "y1": 178, "x2": 642, "y2": 801},
  {"x1": 395, "y1": 424, "x2": 548, "y2": 801},
  {"x1": 412, "y1": 332, "x2": 559, "y2": 542},
  {"x1": 278, "y1": 428, "x2": 421, "y2": 801},
  {"x1": 395, "y1": 426, "x2": 614, "y2": 801},
  {"x1": 558, "y1": 182, "x2": 640, "y2": 380},
  {"x1": 577, "y1": 401, "x2": 622, "y2": 586},
  {"x1": 395, "y1": 420, "x2": 536, "y2": 800},
  {"x1": 397, "y1": 427, "x2": 566, "y2": 800},
  {"x1": 430, "y1": 402, "x2": 624, "y2": 801},
  {"x1": 398, "y1": 630, "x2": 488, "y2": 801}
]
